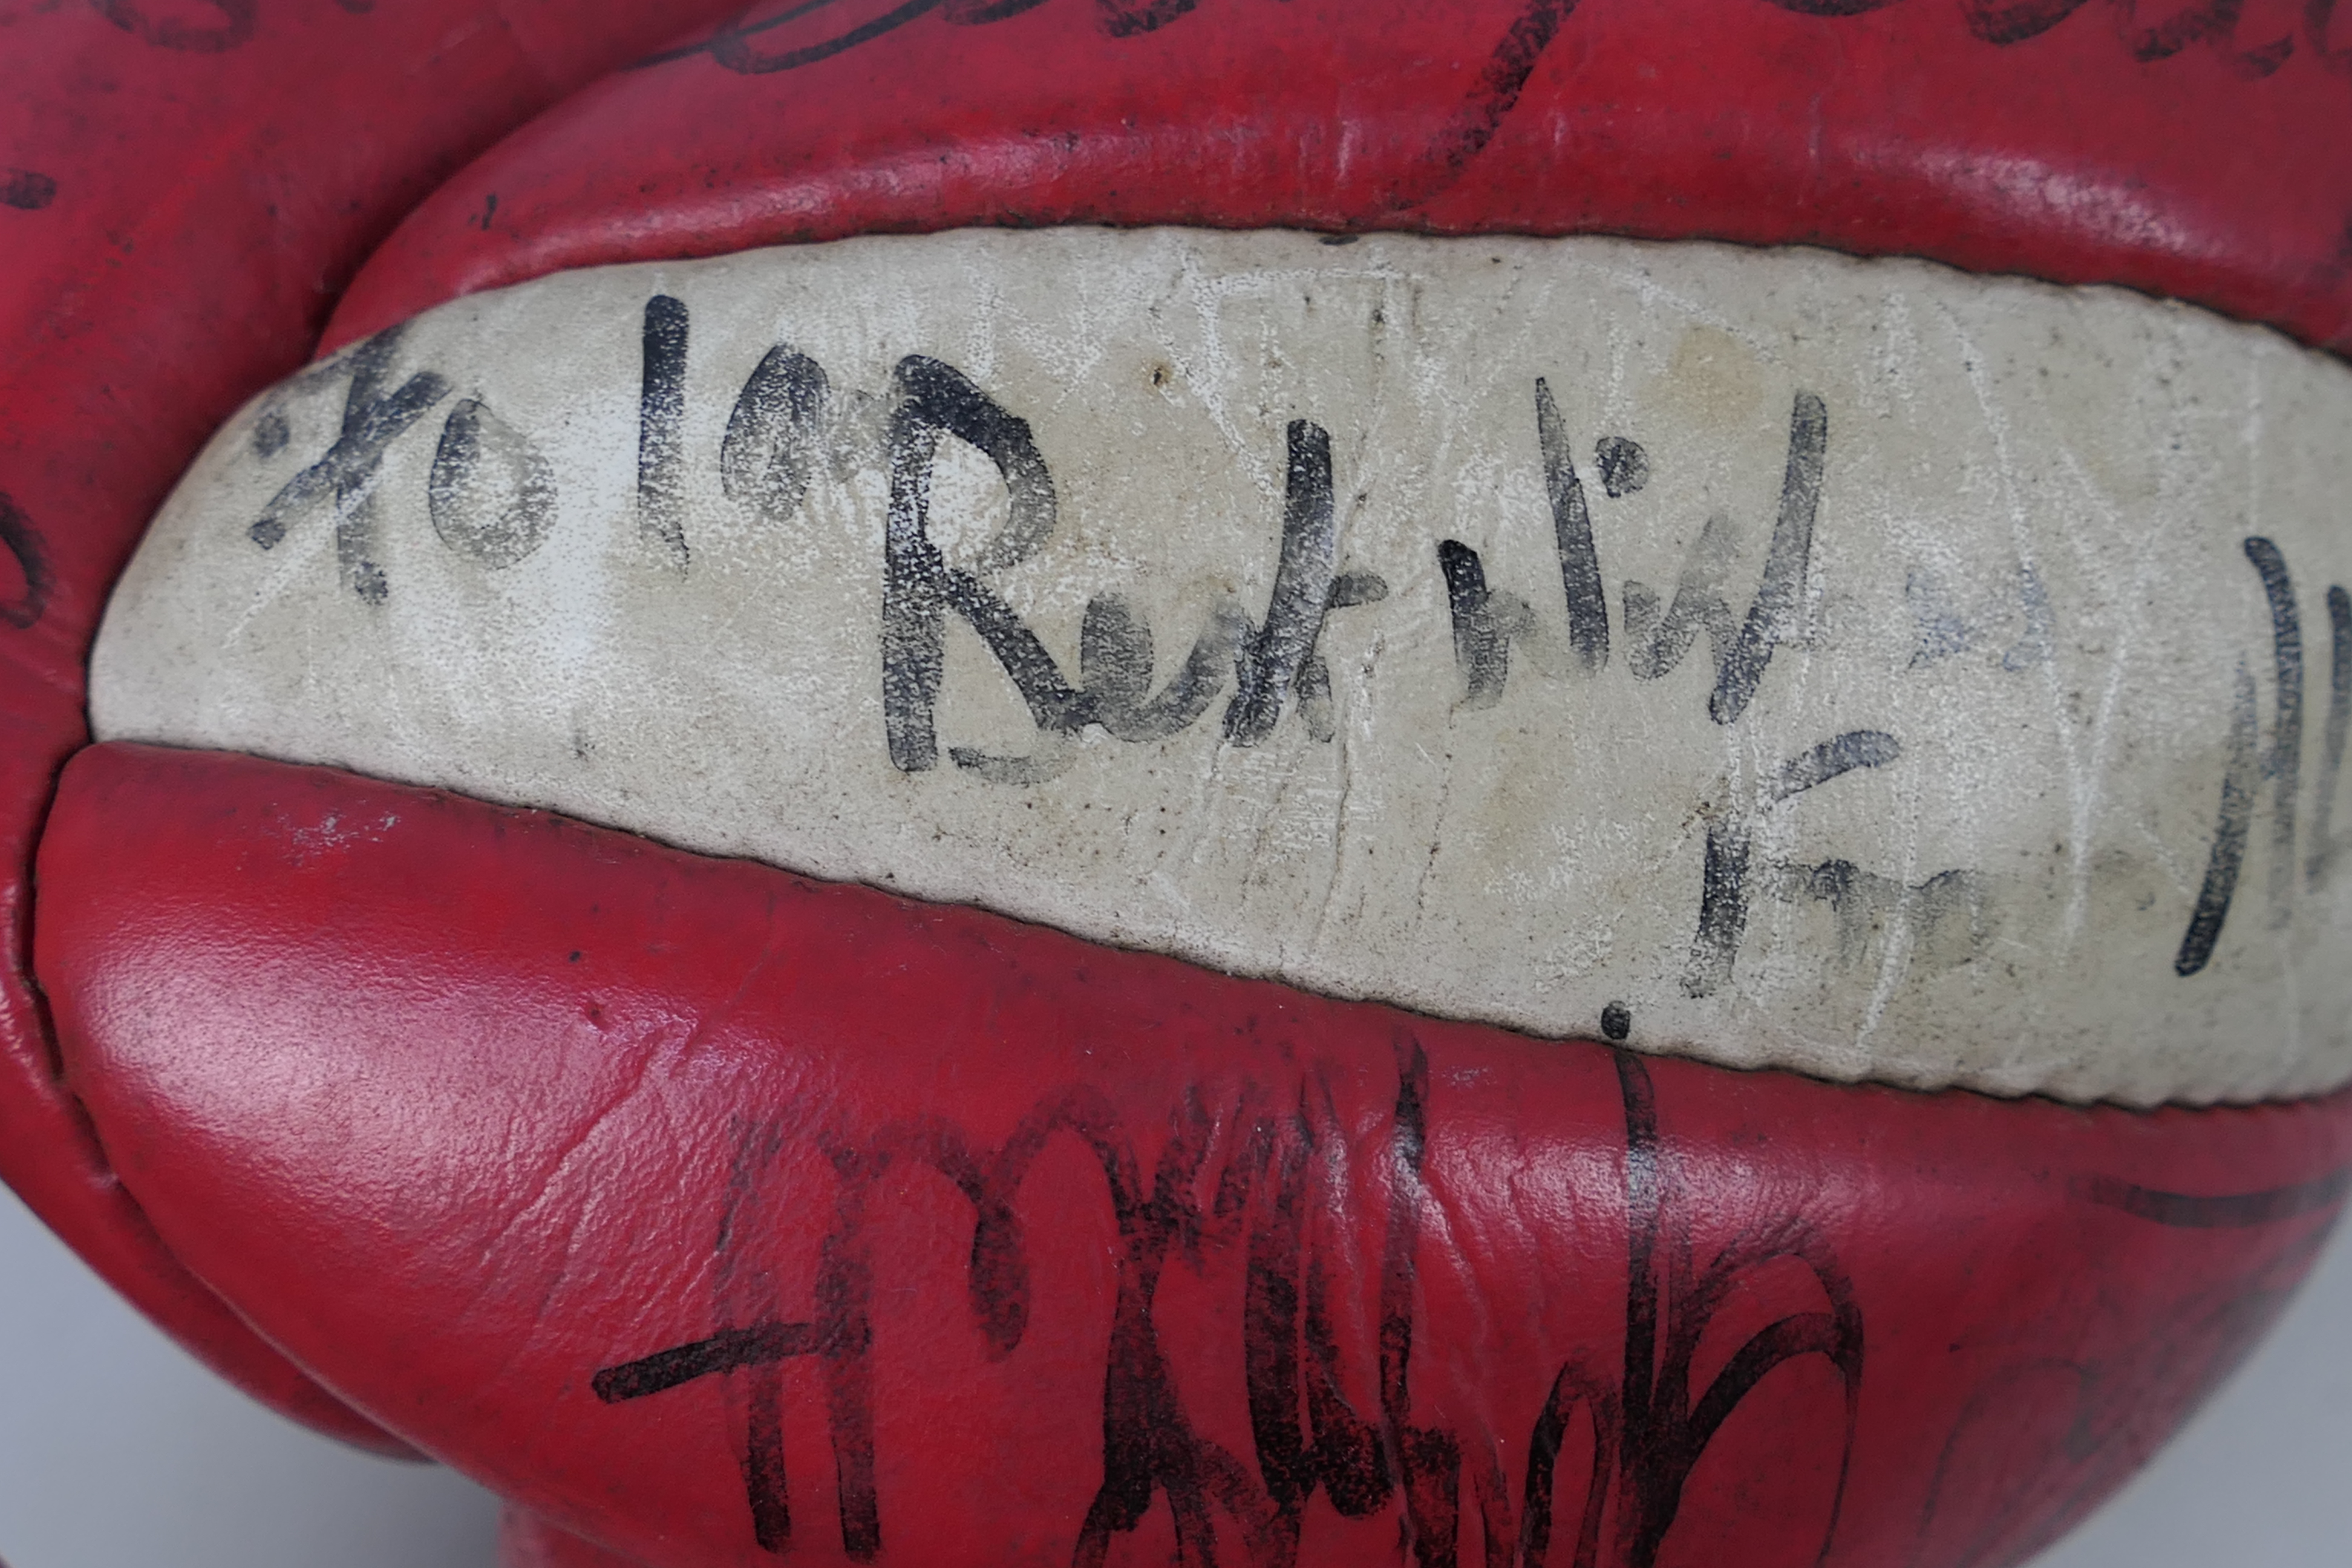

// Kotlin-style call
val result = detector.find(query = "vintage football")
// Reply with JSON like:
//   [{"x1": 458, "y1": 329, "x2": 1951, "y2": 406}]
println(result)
[{"x1": 4, "y1": 4, "x2": 2350, "y2": 1566}]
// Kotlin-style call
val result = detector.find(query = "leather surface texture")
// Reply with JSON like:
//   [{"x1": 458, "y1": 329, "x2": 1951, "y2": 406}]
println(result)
[
  {"x1": 35, "y1": 742, "x2": 2352, "y2": 1568},
  {"x1": 0, "y1": 0, "x2": 748, "y2": 1453}
]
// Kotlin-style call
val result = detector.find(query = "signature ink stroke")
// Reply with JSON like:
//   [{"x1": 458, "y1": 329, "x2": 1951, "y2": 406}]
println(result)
[
  {"x1": 2175, "y1": 537, "x2": 2352, "y2": 975},
  {"x1": 593, "y1": 1044, "x2": 1865, "y2": 1567}
]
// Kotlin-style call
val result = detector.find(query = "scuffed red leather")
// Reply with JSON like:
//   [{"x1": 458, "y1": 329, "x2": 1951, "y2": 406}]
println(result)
[
  {"x1": 0, "y1": 0, "x2": 748, "y2": 1452},
  {"x1": 38, "y1": 743, "x2": 2352, "y2": 1568},
  {"x1": 328, "y1": 0, "x2": 2352, "y2": 358}
]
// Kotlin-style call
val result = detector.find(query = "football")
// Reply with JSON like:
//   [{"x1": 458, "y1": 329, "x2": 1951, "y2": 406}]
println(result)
[{"x1": 4, "y1": 4, "x2": 2350, "y2": 1566}]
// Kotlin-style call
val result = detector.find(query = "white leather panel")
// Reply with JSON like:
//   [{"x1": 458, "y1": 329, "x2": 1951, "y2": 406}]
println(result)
[{"x1": 91, "y1": 229, "x2": 2352, "y2": 1105}]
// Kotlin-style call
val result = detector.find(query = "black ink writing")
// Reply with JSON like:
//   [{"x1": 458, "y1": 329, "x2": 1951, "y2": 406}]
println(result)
[
  {"x1": 1536, "y1": 377, "x2": 1609, "y2": 675},
  {"x1": 633, "y1": 0, "x2": 1578, "y2": 225},
  {"x1": 1684, "y1": 729, "x2": 1902, "y2": 997},
  {"x1": 2307, "y1": 586, "x2": 2351, "y2": 884},
  {"x1": 90, "y1": 0, "x2": 256, "y2": 52},
  {"x1": 881, "y1": 353, "x2": 1077, "y2": 774},
  {"x1": 1099, "y1": 0, "x2": 1196, "y2": 38},
  {"x1": 2249, "y1": 536, "x2": 2304, "y2": 930},
  {"x1": 1922, "y1": 1155, "x2": 2347, "y2": 1568},
  {"x1": 1956, "y1": 0, "x2": 2091, "y2": 44},
  {"x1": 642, "y1": 0, "x2": 961, "y2": 74},
  {"x1": 1595, "y1": 434, "x2": 1649, "y2": 499},
  {"x1": 1762, "y1": 0, "x2": 1908, "y2": 13},
  {"x1": 428, "y1": 398, "x2": 557, "y2": 569},
  {"x1": 2313, "y1": 0, "x2": 2352, "y2": 72},
  {"x1": 2175, "y1": 662, "x2": 2259, "y2": 977},
  {"x1": 241, "y1": 310, "x2": 1397, "y2": 768},
  {"x1": 881, "y1": 357, "x2": 1383, "y2": 774},
  {"x1": 248, "y1": 327, "x2": 450, "y2": 604},
  {"x1": 1788, "y1": 0, "x2": 2307, "y2": 75},
  {"x1": 1436, "y1": 539, "x2": 1536, "y2": 709},
  {"x1": 252, "y1": 408, "x2": 290, "y2": 459},
  {"x1": 593, "y1": 1045, "x2": 1865, "y2": 1567},
  {"x1": 2175, "y1": 537, "x2": 2347, "y2": 975},
  {"x1": 1, "y1": 171, "x2": 56, "y2": 212},
  {"x1": 1910, "y1": 571, "x2": 1966, "y2": 667},
  {"x1": 1080, "y1": 593, "x2": 1240, "y2": 744},
  {"x1": 721, "y1": 344, "x2": 832, "y2": 527},
  {"x1": 1906, "y1": 563, "x2": 2053, "y2": 671},
  {"x1": 2079, "y1": 1166, "x2": 2352, "y2": 1228},
  {"x1": 1442, "y1": 391, "x2": 1824, "y2": 721},
  {"x1": 633, "y1": 0, "x2": 2352, "y2": 115},
  {"x1": 0, "y1": 493, "x2": 53, "y2": 632},
  {"x1": 1711, "y1": 391, "x2": 1827, "y2": 727},
  {"x1": 638, "y1": 294, "x2": 692, "y2": 571},
  {"x1": 1224, "y1": 420, "x2": 1391, "y2": 746},
  {"x1": 2115, "y1": 0, "x2": 2295, "y2": 74},
  {"x1": 1608, "y1": 1053, "x2": 1864, "y2": 1568},
  {"x1": 2004, "y1": 565, "x2": 2056, "y2": 670},
  {"x1": 1765, "y1": 860, "x2": 1987, "y2": 975},
  {"x1": 1624, "y1": 515, "x2": 1739, "y2": 683},
  {"x1": 1408, "y1": 0, "x2": 1581, "y2": 204}
]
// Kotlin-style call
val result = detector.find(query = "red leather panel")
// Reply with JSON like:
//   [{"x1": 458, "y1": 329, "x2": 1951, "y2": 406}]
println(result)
[
  {"x1": 0, "y1": 0, "x2": 745, "y2": 1451},
  {"x1": 504, "y1": 1509, "x2": 647, "y2": 1568},
  {"x1": 39, "y1": 742, "x2": 2352, "y2": 1568},
  {"x1": 328, "y1": 0, "x2": 2352, "y2": 359}
]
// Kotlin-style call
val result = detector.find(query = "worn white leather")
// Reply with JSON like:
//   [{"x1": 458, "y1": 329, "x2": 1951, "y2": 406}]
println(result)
[{"x1": 91, "y1": 229, "x2": 2352, "y2": 1105}]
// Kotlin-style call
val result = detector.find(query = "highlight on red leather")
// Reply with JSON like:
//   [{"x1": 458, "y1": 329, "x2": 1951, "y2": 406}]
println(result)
[
  {"x1": 36, "y1": 742, "x2": 2352, "y2": 1568},
  {"x1": 331, "y1": 0, "x2": 2352, "y2": 357}
]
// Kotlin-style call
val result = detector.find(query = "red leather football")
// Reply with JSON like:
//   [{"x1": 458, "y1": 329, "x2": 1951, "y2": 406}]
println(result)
[{"x1": 5, "y1": 5, "x2": 2350, "y2": 1566}]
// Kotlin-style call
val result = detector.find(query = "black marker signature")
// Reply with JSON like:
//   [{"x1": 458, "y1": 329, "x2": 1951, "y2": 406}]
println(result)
[
  {"x1": 636, "y1": 295, "x2": 693, "y2": 571},
  {"x1": 875, "y1": 344, "x2": 1387, "y2": 777},
  {"x1": 428, "y1": 397, "x2": 557, "y2": 569},
  {"x1": 88, "y1": 0, "x2": 257, "y2": 53},
  {"x1": 639, "y1": 0, "x2": 1027, "y2": 74},
  {"x1": 2175, "y1": 537, "x2": 2350, "y2": 975},
  {"x1": 1395, "y1": 0, "x2": 1584, "y2": 208},
  {"x1": 1774, "y1": 0, "x2": 2313, "y2": 70},
  {"x1": 1437, "y1": 386, "x2": 1921, "y2": 994},
  {"x1": 246, "y1": 311, "x2": 1952, "y2": 998},
  {"x1": 247, "y1": 326, "x2": 450, "y2": 604},
  {"x1": 593, "y1": 1040, "x2": 1864, "y2": 1567},
  {"x1": 1436, "y1": 388, "x2": 1826, "y2": 723},
  {"x1": 247, "y1": 301, "x2": 2345, "y2": 995},
  {"x1": 1684, "y1": 730, "x2": 1904, "y2": 998},
  {"x1": 248, "y1": 325, "x2": 569, "y2": 593},
  {"x1": 0, "y1": 494, "x2": 53, "y2": 632},
  {"x1": 1913, "y1": 1157, "x2": 2348, "y2": 1568},
  {"x1": 637, "y1": 0, "x2": 2345, "y2": 140},
  {"x1": 0, "y1": 170, "x2": 56, "y2": 212}
]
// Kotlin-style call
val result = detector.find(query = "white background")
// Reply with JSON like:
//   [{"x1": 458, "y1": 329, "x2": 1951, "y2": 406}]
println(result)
[{"x1": 0, "y1": 1181, "x2": 2344, "y2": 1567}]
